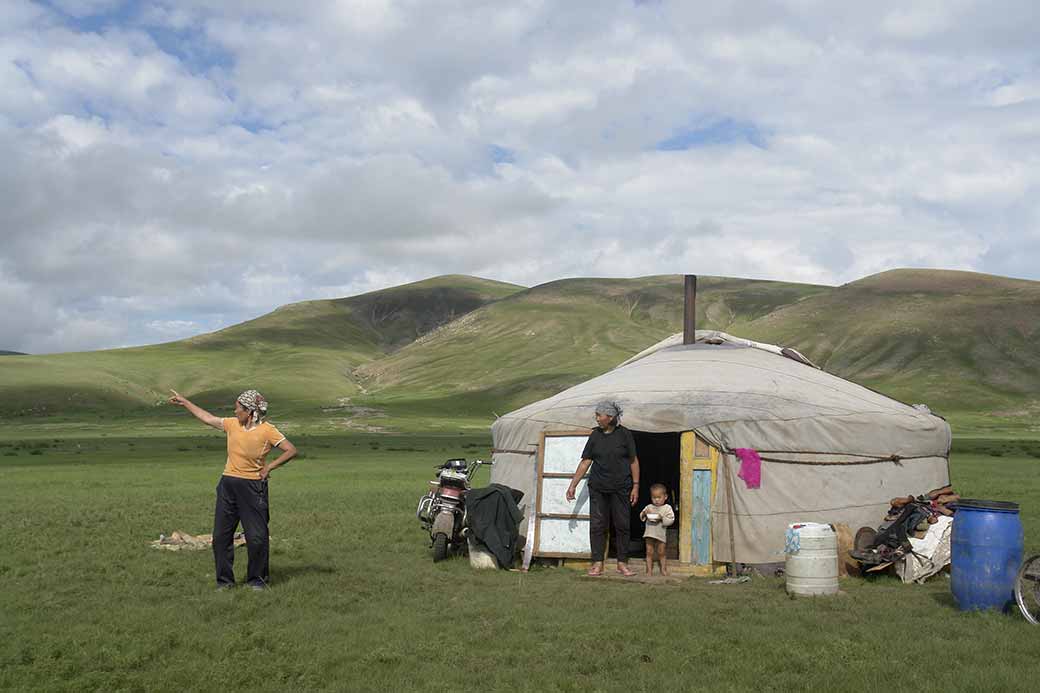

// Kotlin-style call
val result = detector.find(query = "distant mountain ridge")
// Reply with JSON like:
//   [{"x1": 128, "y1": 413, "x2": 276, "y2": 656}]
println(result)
[
  {"x1": 189, "y1": 274, "x2": 523, "y2": 353},
  {"x1": 739, "y1": 268, "x2": 1040, "y2": 412},
  {"x1": 1, "y1": 269, "x2": 1037, "y2": 427},
  {"x1": 353, "y1": 274, "x2": 828, "y2": 408},
  {"x1": 0, "y1": 275, "x2": 524, "y2": 420}
]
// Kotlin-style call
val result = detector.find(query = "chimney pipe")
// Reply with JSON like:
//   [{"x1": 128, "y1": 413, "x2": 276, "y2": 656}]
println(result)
[{"x1": 683, "y1": 274, "x2": 697, "y2": 345}]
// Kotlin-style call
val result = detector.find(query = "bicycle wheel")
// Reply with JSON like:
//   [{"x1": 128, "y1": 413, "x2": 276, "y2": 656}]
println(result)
[{"x1": 1015, "y1": 554, "x2": 1040, "y2": 625}]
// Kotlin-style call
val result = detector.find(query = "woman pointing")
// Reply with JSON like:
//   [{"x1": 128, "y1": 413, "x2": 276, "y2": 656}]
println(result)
[{"x1": 169, "y1": 389, "x2": 298, "y2": 590}]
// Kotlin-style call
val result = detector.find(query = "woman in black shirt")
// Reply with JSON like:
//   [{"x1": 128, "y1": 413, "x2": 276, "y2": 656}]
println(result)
[{"x1": 565, "y1": 401, "x2": 640, "y2": 577}]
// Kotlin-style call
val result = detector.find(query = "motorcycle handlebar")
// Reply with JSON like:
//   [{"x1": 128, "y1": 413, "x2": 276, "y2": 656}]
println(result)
[{"x1": 434, "y1": 458, "x2": 495, "y2": 468}]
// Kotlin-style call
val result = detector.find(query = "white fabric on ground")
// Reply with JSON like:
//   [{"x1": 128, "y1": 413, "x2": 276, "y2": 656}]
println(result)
[{"x1": 897, "y1": 515, "x2": 954, "y2": 584}]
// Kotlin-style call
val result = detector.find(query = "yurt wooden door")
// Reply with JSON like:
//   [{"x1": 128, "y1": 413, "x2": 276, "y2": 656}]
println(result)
[
  {"x1": 532, "y1": 431, "x2": 594, "y2": 558},
  {"x1": 680, "y1": 431, "x2": 718, "y2": 566}
]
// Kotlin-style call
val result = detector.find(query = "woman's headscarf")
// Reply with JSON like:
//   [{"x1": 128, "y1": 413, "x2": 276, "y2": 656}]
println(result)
[{"x1": 237, "y1": 390, "x2": 268, "y2": 424}]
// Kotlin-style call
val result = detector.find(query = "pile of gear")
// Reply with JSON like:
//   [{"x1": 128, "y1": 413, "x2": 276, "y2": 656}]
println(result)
[{"x1": 850, "y1": 485, "x2": 959, "y2": 580}]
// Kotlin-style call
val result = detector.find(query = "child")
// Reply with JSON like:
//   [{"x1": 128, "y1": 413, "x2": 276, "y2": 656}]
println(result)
[{"x1": 639, "y1": 483, "x2": 675, "y2": 575}]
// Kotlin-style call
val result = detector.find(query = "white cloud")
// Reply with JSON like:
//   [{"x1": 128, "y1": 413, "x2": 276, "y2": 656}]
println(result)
[
  {"x1": 987, "y1": 80, "x2": 1040, "y2": 107},
  {"x1": 490, "y1": 88, "x2": 598, "y2": 125},
  {"x1": 329, "y1": 0, "x2": 403, "y2": 35},
  {"x1": 39, "y1": 113, "x2": 109, "y2": 151},
  {"x1": 1, "y1": 1, "x2": 1039, "y2": 353},
  {"x1": 881, "y1": 3, "x2": 959, "y2": 40},
  {"x1": 146, "y1": 320, "x2": 202, "y2": 341}
]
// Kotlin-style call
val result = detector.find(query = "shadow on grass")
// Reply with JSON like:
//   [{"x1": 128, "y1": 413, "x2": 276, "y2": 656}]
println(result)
[
  {"x1": 273, "y1": 564, "x2": 337, "y2": 583},
  {"x1": 930, "y1": 590, "x2": 958, "y2": 610}
]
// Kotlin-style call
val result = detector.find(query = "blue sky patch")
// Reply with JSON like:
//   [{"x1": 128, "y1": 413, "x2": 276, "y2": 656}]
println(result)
[
  {"x1": 43, "y1": 0, "x2": 143, "y2": 33},
  {"x1": 43, "y1": 0, "x2": 234, "y2": 76},
  {"x1": 655, "y1": 118, "x2": 768, "y2": 151},
  {"x1": 144, "y1": 23, "x2": 234, "y2": 75},
  {"x1": 235, "y1": 116, "x2": 271, "y2": 134},
  {"x1": 489, "y1": 144, "x2": 516, "y2": 164}
]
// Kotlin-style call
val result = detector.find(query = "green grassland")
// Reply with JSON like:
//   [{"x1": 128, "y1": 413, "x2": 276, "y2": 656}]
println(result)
[
  {"x1": 1, "y1": 433, "x2": 1037, "y2": 692},
  {"x1": 4, "y1": 268, "x2": 1040, "y2": 691}
]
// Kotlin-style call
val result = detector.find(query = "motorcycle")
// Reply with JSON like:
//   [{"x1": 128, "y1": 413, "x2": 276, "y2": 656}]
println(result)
[{"x1": 415, "y1": 458, "x2": 491, "y2": 561}]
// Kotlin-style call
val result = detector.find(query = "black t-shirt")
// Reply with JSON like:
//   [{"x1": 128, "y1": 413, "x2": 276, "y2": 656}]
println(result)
[{"x1": 581, "y1": 425, "x2": 637, "y2": 492}]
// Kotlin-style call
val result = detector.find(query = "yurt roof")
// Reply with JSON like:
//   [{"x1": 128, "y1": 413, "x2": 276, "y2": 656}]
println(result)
[{"x1": 492, "y1": 331, "x2": 950, "y2": 458}]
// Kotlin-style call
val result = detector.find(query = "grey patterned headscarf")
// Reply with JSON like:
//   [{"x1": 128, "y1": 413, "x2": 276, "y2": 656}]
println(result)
[
  {"x1": 595, "y1": 401, "x2": 622, "y2": 418},
  {"x1": 237, "y1": 390, "x2": 268, "y2": 424}
]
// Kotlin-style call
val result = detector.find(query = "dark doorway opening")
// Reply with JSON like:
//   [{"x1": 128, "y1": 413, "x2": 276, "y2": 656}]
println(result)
[{"x1": 606, "y1": 431, "x2": 681, "y2": 560}]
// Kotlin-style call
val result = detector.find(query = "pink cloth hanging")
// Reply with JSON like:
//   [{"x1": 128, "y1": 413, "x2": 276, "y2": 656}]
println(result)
[{"x1": 734, "y1": 448, "x2": 761, "y2": 489}]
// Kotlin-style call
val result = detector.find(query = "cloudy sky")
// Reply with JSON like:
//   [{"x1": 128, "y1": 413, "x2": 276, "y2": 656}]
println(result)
[{"x1": 2, "y1": 0, "x2": 1039, "y2": 353}]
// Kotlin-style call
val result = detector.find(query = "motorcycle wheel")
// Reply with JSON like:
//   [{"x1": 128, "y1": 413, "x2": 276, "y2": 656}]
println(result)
[{"x1": 432, "y1": 533, "x2": 449, "y2": 562}]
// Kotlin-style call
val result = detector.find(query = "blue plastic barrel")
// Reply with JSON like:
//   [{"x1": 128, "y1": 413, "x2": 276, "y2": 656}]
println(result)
[{"x1": 951, "y1": 499, "x2": 1024, "y2": 612}]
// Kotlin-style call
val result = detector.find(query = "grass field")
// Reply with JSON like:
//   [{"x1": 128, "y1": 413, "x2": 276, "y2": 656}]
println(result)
[{"x1": 2, "y1": 431, "x2": 1038, "y2": 692}]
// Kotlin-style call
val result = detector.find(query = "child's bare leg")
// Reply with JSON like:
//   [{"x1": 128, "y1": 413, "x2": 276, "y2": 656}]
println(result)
[
  {"x1": 647, "y1": 539, "x2": 662, "y2": 574},
  {"x1": 657, "y1": 541, "x2": 669, "y2": 575}
]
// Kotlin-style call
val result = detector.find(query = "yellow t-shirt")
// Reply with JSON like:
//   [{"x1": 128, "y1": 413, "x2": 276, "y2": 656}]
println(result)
[{"x1": 221, "y1": 418, "x2": 286, "y2": 480}]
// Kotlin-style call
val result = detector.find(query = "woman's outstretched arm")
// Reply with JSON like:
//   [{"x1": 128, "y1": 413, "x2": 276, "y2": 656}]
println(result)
[{"x1": 168, "y1": 389, "x2": 223, "y2": 430}]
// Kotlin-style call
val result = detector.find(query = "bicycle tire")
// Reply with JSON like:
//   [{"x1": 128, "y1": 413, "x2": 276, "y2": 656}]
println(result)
[{"x1": 1015, "y1": 554, "x2": 1040, "y2": 625}]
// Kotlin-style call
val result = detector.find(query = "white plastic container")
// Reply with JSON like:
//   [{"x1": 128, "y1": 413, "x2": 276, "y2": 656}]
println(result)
[
  {"x1": 785, "y1": 522, "x2": 839, "y2": 596},
  {"x1": 468, "y1": 537, "x2": 498, "y2": 570}
]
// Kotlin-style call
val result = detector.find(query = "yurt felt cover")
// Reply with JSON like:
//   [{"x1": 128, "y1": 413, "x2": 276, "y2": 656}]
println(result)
[{"x1": 490, "y1": 333, "x2": 951, "y2": 565}]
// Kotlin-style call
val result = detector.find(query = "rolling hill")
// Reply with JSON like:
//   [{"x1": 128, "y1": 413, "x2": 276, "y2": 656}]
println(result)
[
  {"x1": 353, "y1": 275, "x2": 829, "y2": 415},
  {"x1": 738, "y1": 269, "x2": 1040, "y2": 414},
  {"x1": 0, "y1": 275, "x2": 523, "y2": 421},
  {"x1": 2, "y1": 269, "x2": 1039, "y2": 432}
]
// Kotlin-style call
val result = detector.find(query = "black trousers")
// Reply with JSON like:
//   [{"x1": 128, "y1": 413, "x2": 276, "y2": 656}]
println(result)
[
  {"x1": 589, "y1": 487, "x2": 631, "y2": 563},
  {"x1": 213, "y1": 475, "x2": 270, "y2": 586}
]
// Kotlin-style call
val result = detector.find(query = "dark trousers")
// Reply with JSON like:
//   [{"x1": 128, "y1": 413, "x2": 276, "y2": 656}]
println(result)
[
  {"x1": 589, "y1": 487, "x2": 631, "y2": 563},
  {"x1": 213, "y1": 475, "x2": 270, "y2": 586}
]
